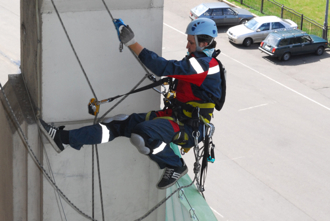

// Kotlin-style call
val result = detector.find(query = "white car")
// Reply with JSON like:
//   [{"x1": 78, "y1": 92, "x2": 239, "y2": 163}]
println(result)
[{"x1": 226, "y1": 16, "x2": 298, "y2": 47}]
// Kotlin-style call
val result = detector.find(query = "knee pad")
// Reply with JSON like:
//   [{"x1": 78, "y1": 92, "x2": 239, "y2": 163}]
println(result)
[
  {"x1": 130, "y1": 133, "x2": 151, "y2": 155},
  {"x1": 102, "y1": 114, "x2": 129, "y2": 137},
  {"x1": 102, "y1": 114, "x2": 129, "y2": 124}
]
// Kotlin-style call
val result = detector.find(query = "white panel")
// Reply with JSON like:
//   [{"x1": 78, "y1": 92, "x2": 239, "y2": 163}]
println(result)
[{"x1": 41, "y1": 8, "x2": 163, "y2": 122}]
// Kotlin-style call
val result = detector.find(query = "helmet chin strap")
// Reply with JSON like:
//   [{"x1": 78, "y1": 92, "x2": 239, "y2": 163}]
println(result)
[{"x1": 194, "y1": 35, "x2": 214, "y2": 52}]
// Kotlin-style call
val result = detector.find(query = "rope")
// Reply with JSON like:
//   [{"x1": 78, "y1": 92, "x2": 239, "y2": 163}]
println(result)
[
  {"x1": 49, "y1": 0, "x2": 97, "y2": 100},
  {"x1": 134, "y1": 177, "x2": 197, "y2": 221},
  {"x1": 20, "y1": 72, "x2": 68, "y2": 221},
  {"x1": 0, "y1": 83, "x2": 97, "y2": 221},
  {"x1": 177, "y1": 183, "x2": 199, "y2": 220},
  {"x1": 95, "y1": 145, "x2": 105, "y2": 221},
  {"x1": 92, "y1": 146, "x2": 95, "y2": 219},
  {"x1": 97, "y1": 74, "x2": 148, "y2": 123}
]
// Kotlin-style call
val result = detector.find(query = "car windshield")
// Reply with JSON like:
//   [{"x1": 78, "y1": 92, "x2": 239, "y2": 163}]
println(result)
[
  {"x1": 244, "y1": 19, "x2": 260, "y2": 31},
  {"x1": 265, "y1": 34, "x2": 280, "y2": 46},
  {"x1": 192, "y1": 4, "x2": 208, "y2": 16}
]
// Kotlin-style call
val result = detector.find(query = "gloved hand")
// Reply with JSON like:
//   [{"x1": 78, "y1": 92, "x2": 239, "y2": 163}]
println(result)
[{"x1": 113, "y1": 18, "x2": 136, "y2": 47}]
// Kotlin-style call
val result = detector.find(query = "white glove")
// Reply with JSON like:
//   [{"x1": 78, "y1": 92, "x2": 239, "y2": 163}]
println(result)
[{"x1": 119, "y1": 25, "x2": 136, "y2": 46}]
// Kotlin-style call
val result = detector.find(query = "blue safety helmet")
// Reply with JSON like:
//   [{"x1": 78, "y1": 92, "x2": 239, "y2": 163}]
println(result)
[
  {"x1": 186, "y1": 18, "x2": 218, "y2": 52},
  {"x1": 186, "y1": 18, "x2": 218, "y2": 37}
]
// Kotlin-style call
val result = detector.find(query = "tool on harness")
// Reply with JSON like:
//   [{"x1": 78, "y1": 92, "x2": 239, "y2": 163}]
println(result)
[
  {"x1": 196, "y1": 122, "x2": 215, "y2": 194},
  {"x1": 208, "y1": 141, "x2": 215, "y2": 163},
  {"x1": 88, "y1": 77, "x2": 172, "y2": 115}
]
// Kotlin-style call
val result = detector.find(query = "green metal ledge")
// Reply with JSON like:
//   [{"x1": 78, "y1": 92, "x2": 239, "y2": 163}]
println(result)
[{"x1": 165, "y1": 144, "x2": 217, "y2": 221}]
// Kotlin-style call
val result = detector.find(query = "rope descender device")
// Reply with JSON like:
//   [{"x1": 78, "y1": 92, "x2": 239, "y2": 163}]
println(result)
[
  {"x1": 88, "y1": 98, "x2": 115, "y2": 116},
  {"x1": 88, "y1": 98, "x2": 101, "y2": 116}
]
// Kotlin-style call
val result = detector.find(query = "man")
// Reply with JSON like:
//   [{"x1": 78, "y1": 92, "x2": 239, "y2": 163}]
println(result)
[{"x1": 39, "y1": 18, "x2": 224, "y2": 189}]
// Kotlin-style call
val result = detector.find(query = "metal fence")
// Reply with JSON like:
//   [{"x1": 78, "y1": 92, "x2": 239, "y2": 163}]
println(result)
[{"x1": 232, "y1": 0, "x2": 329, "y2": 42}]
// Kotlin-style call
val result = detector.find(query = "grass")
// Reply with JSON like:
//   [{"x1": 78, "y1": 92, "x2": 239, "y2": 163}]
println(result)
[{"x1": 224, "y1": 0, "x2": 329, "y2": 25}]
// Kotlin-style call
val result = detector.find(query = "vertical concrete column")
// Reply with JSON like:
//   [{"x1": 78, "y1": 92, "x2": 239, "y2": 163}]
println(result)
[{"x1": 0, "y1": 75, "x2": 42, "y2": 220}]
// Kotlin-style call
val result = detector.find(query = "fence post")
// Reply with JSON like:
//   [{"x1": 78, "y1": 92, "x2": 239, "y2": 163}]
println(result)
[
  {"x1": 240, "y1": 0, "x2": 243, "y2": 4},
  {"x1": 323, "y1": 0, "x2": 329, "y2": 40},
  {"x1": 281, "y1": 5, "x2": 284, "y2": 18},
  {"x1": 323, "y1": 26, "x2": 328, "y2": 41},
  {"x1": 300, "y1": 14, "x2": 304, "y2": 30},
  {"x1": 260, "y1": 0, "x2": 264, "y2": 14}
]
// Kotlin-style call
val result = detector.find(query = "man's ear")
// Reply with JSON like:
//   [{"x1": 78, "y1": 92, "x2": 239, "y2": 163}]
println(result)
[{"x1": 199, "y1": 42, "x2": 209, "y2": 47}]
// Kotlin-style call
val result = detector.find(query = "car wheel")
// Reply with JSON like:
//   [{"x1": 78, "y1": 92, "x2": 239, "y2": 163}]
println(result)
[
  {"x1": 243, "y1": 38, "x2": 252, "y2": 47},
  {"x1": 315, "y1": 46, "x2": 324, "y2": 55},
  {"x1": 240, "y1": 19, "x2": 248, "y2": 24},
  {"x1": 281, "y1": 52, "x2": 291, "y2": 61}
]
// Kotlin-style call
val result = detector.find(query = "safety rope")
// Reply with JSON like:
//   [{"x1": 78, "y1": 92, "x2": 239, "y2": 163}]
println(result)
[
  {"x1": 21, "y1": 71, "x2": 68, "y2": 221},
  {"x1": 49, "y1": 0, "x2": 97, "y2": 100},
  {"x1": 134, "y1": 177, "x2": 197, "y2": 221},
  {"x1": 0, "y1": 83, "x2": 97, "y2": 221},
  {"x1": 100, "y1": 0, "x2": 157, "y2": 79},
  {"x1": 177, "y1": 183, "x2": 199, "y2": 220}
]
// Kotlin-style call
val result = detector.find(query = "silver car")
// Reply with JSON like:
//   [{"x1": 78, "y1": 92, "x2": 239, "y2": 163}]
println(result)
[
  {"x1": 226, "y1": 16, "x2": 298, "y2": 47},
  {"x1": 190, "y1": 2, "x2": 254, "y2": 26}
]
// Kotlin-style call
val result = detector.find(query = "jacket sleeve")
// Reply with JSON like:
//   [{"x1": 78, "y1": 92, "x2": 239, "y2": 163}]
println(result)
[
  {"x1": 138, "y1": 48, "x2": 209, "y2": 85},
  {"x1": 138, "y1": 48, "x2": 196, "y2": 76}
]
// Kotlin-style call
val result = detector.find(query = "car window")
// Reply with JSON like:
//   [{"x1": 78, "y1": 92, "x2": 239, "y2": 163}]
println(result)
[
  {"x1": 211, "y1": 8, "x2": 223, "y2": 16},
  {"x1": 204, "y1": 9, "x2": 212, "y2": 16},
  {"x1": 193, "y1": 4, "x2": 209, "y2": 16},
  {"x1": 259, "y1": 23, "x2": 270, "y2": 31},
  {"x1": 301, "y1": 35, "x2": 312, "y2": 43},
  {"x1": 278, "y1": 38, "x2": 290, "y2": 47},
  {"x1": 223, "y1": 8, "x2": 235, "y2": 15},
  {"x1": 245, "y1": 19, "x2": 259, "y2": 31},
  {"x1": 264, "y1": 34, "x2": 280, "y2": 46},
  {"x1": 272, "y1": 22, "x2": 285, "y2": 29},
  {"x1": 291, "y1": 37, "x2": 302, "y2": 44}
]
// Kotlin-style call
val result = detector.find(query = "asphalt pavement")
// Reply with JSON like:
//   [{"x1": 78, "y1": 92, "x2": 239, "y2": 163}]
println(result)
[
  {"x1": 0, "y1": 0, "x2": 20, "y2": 84},
  {"x1": 163, "y1": 0, "x2": 330, "y2": 221}
]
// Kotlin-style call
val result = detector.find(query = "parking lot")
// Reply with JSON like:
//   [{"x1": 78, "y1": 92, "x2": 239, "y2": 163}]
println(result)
[{"x1": 164, "y1": 0, "x2": 330, "y2": 220}]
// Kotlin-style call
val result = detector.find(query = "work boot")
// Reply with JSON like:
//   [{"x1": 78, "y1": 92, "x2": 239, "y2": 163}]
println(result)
[
  {"x1": 157, "y1": 159, "x2": 188, "y2": 189},
  {"x1": 38, "y1": 118, "x2": 65, "y2": 153}
]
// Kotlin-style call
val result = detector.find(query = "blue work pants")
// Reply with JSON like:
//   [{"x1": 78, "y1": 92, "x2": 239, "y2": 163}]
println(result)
[{"x1": 67, "y1": 112, "x2": 202, "y2": 169}]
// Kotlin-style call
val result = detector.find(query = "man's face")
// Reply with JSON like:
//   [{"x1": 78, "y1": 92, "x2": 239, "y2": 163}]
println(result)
[
  {"x1": 186, "y1": 35, "x2": 197, "y2": 53},
  {"x1": 186, "y1": 35, "x2": 208, "y2": 53}
]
